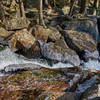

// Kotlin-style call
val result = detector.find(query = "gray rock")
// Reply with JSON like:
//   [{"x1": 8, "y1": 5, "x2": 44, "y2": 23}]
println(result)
[
  {"x1": 61, "y1": 30, "x2": 99, "y2": 60},
  {"x1": 40, "y1": 42, "x2": 80, "y2": 66}
]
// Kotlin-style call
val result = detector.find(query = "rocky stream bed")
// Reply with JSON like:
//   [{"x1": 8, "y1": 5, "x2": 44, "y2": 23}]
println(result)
[{"x1": 0, "y1": 13, "x2": 100, "y2": 99}]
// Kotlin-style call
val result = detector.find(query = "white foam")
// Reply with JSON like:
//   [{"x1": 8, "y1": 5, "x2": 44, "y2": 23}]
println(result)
[
  {"x1": 0, "y1": 48, "x2": 100, "y2": 73},
  {"x1": 51, "y1": 62, "x2": 73, "y2": 69},
  {"x1": 0, "y1": 48, "x2": 74, "y2": 71},
  {"x1": 81, "y1": 59, "x2": 100, "y2": 71},
  {"x1": 0, "y1": 48, "x2": 34, "y2": 70}
]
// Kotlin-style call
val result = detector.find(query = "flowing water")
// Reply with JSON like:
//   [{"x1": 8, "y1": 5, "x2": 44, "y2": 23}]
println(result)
[
  {"x1": 0, "y1": 47, "x2": 100, "y2": 76},
  {"x1": 0, "y1": 48, "x2": 73, "y2": 73}
]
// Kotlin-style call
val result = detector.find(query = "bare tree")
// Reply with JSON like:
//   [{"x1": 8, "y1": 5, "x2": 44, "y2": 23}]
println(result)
[
  {"x1": 69, "y1": 0, "x2": 76, "y2": 16},
  {"x1": 19, "y1": 0, "x2": 25, "y2": 17},
  {"x1": 38, "y1": 0, "x2": 46, "y2": 28},
  {"x1": 80, "y1": 0, "x2": 89, "y2": 15},
  {"x1": 43, "y1": 0, "x2": 51, "y2": 9},
  {"x1": 0, "y1": 0, "x2": 5, "y2": 22}
]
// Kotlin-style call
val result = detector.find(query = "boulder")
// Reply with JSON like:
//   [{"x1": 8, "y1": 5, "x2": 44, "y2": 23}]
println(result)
[
  {"x1": 4, "y1": 17, "x2": 30, "y2": 31},
  {"x1": 33, "y1": 25, "x2": 49, "y2": 42},
  {"x1": 55, "y1": 36, "x2": 69, "y2": 49},
  {"x1": 61, "y1": 18, "x2": 99, "y2": 41},
  {"x1": 61, "y1": 30, "x2": 99, "y2": 60},
  {"x1": 40, "y1": 42, "x2": 80, "y2": 66},
  {"x1": 33, "y1": 25, "x2": 61, "y2": 42},
  {"x1": 48, "y1": 27, "x2": 61, "y2": 42},
  {"x1": 10, "y1": 29, "x2": 35, "y2": 51},
  {"x1": 0, "y1": 27, "x2": 10, "y2": 39},
  {"x1": 22, "y1": 41, "x2": 42, "y2": 59}
]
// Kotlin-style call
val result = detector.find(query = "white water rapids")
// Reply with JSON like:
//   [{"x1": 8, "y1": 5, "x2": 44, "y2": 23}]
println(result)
[
  {"x1": 0, "y1": 48, "x2": 73, "y2": 70},
  {"x1": 0, "y1": 48, "x2": 100, "y2": 76}
]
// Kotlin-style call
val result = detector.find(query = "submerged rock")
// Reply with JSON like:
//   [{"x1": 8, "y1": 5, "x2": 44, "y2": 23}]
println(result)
[
  {"x1": 4, "y1": 17, "x2": 30, "y2": 31},
  {"x1": 61, "y1": 30, "x2": 99, "y2": 60},
  {"x1": 40, "y1": 42, "x2": 80, "y2": 66}
]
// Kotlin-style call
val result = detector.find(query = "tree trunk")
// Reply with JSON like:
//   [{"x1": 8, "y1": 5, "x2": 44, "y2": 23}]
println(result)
[
  {"x1": 39, "y1": 0, "x2": 46, "y2": 28},
  {"x1": 92, "y1": 0, "x2": 98, "y2": 15},
  {"x1": 19, "y1": 0, "x2": 25, "y2": 17},
  {"x1": 69, "y1": 0, "x2": 76, "y2": 16},
  {"x1": 80, "y1": 0, "x2": 88, "y2": 15},
  {"x1": 43, "y1": 0, "x2": 51, "y2": 8},
  {"x1": 0, "y1": 0, "x2": 5, "y2": 22}
]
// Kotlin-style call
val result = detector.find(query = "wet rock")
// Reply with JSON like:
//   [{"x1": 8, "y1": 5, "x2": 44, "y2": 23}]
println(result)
[
  {"x1": 61, "y1": 19, "x2": 99, "y2": 41},
  {"x1": 0, "y1": 68, "x2": 68, "y2": 100},
  {"x1": 4, "y1": 17, "x2": 30, "y2": 31},
  {"x1": 10, "y1": 29, "x2": 35, "y2": 51},
  {"x1": 0, "y1": 27, "x2": 10, "y2": 39},
  {"x1": 40, "y1": 42, "x2": 80, "y2": 66},
  {"x1": 81, "y1": 83, "x2": 100, "y2": 100},
  {"x1": 0, "y1": 64, "x2": 99, "y2": 100},
  {"x1": 57, "y1": 92, "x2": 76, "y2": 100},
  {"x1": 61, "y1": 30, "x2": 99, "y2": 60}
]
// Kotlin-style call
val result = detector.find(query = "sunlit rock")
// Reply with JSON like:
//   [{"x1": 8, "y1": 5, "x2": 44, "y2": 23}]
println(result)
[
  {"x1": 33, "y1": 25, "x2": 49, "y2": 42},
  {"x1": 33, "y1": 25, "x2": 61, "y2": 42},
  {"x1": 0, "y1": 27, "x2": 10, "y2": 39},
  {"x1": 4, "y1": 17, "x2": 30, "y2": 31},
  {"x1": 10, "y1": 29, "x2": 35, "y2": 51}
]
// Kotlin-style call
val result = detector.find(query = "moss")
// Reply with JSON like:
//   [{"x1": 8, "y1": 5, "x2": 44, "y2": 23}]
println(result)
[
  {"x1": 49, "y1": 81, "x2": 65, "y2": 86},
  {"x1": 9, "y1": 72, "x2": 33, "y2": 81},
  {"x1": 35, "y1": 68, "x2": 64, "y2": 79}
]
